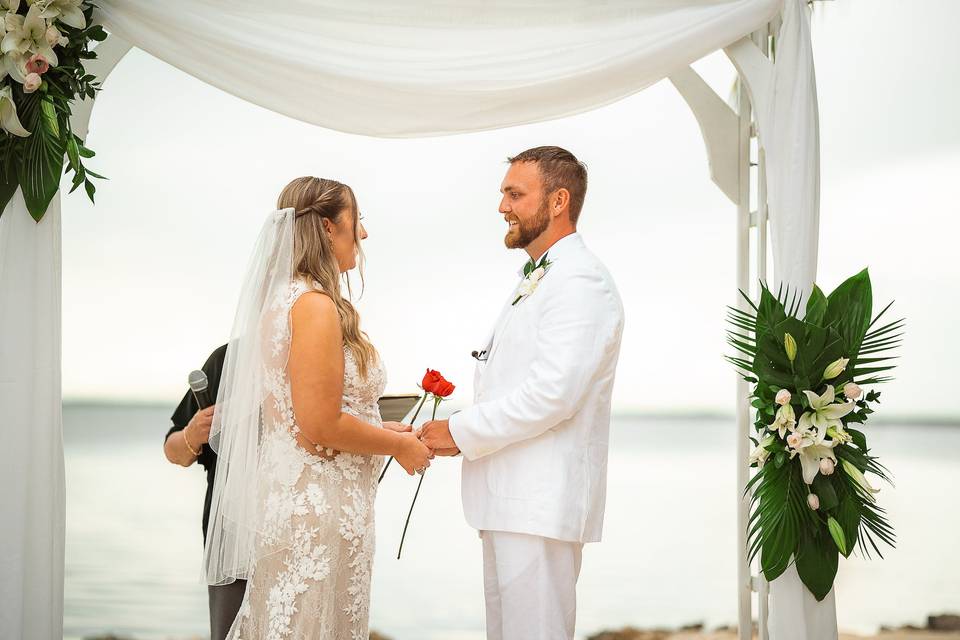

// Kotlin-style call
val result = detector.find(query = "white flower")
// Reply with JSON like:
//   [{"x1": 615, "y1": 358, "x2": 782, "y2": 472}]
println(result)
[
  {"x1": 843, "y1": 382, "x2": 862, "y2": 400},
  {"x1": 768, "y1": 403, "x2": 796, "y2": 439},
  {"x1": 44, "y1": 23, "x2": 62, "y2": 47},
  {"x1": 2, "y1": 5, "x2": 58, "y2": 68},
  {"x1": 775, "y1": 389, "x2": 792, "y2": 406},
  {"x1": 28, "y1": 0, "x2": 85, "y2": 29},
  {"x1": 819, "y1": 458, "x2": 835, "y2": 475},
  {"x1": 800, "y1": 385, "x2": 856, "y2": 435},
  {"x1": 787, "y1": 416, "x2": 839, "y2": 485},
  {"x1": 0, "y1": 84, "x2": 30, "y2": 136},
  {"x1": 823, "y1": 357, "x2": 850, "y2": 380},
  {"x1": 807, "y1": 493, "x2": 820, "y2": 510},
  {"x1": 528, "y1": 266, "x2": 546, "y2": 282},
  {"x1": 22, "y1": 70, "x2": 40, "y2": 92},
  {"x1": 749, "y1": 434, "x2": 775, "y2": 466},
  {"x1": 0, "y1": 0, "x2": 20, "y2": 14},
  {"x1": 517, "y1": 277, "x2": 538, "y2": 297}
]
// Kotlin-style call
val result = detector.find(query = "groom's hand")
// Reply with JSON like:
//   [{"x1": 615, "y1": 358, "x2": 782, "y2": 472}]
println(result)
[{"x1": 419, "y1": 419, "x2": 460, "y2": 456}]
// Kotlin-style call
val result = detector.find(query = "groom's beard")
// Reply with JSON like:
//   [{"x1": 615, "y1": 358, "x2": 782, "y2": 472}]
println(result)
[{"x1": 504, "y1": 200, "x2": 550, "y2": 249}]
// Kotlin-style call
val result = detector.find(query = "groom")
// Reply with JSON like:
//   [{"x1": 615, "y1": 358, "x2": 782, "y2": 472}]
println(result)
[{"x1": 420, "y1": 146, "x2": 624, "y2": 639}]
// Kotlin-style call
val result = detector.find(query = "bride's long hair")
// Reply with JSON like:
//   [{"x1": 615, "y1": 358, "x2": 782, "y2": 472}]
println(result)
[{"x1": 277, "y1": 176, "x2": 378, "y2": 378}]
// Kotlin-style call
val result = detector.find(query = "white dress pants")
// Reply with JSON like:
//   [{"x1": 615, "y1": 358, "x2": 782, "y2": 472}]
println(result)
[{"x1": 480, "y1": 530, "x2": 584, "y2": 640}]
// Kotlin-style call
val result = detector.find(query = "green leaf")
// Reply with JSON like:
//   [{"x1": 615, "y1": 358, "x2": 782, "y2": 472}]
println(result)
[
  {"x1": 846, "y1": 428, "x2": 868, "y2": 452},
  {"x1": 795, "y1": 528, "x2": 839, "y2": 601},
  {"x1": 805, "y1": 285, "x2": 828, "y2": 325},
  {"x1": 812, "y1": 475, "x2": 839, "y2": 511},
  {"x1": 18, "y1": 96, "x2": 66, "y2": 221},
  {"x1": 823, "y1": 269, "x2": 873, "y2": 359}
]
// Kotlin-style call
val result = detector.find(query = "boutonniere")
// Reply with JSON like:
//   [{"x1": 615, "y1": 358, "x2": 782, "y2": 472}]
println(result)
[{"x1": 512, "y1": 254, "x2": 552, "y2": 305}]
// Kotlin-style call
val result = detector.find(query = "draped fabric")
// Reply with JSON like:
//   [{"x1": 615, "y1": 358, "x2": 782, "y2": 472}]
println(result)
[
  {"x1": 0, "y1": 193, "x2": 65, "y2": 640},
  {"x1": 96, "y1": 0, "x2": 781, "y2": 137},
  {"x1": 0, "y1": 1, "x2": 823, "y2": 637}
]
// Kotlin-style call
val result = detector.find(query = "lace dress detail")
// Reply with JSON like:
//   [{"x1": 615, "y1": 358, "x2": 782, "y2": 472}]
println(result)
[{"x1": 227, "y1": 279, "x2": 387, "y2": 640}]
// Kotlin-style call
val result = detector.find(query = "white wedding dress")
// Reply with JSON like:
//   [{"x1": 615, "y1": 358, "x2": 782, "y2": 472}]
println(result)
[{"x1": 226, "y1": 278, "x2": 387, "y2": 640}]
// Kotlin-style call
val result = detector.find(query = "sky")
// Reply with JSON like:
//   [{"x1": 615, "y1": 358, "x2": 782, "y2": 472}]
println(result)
[{"x1": 60, "y1": 0, "x2": 960, "y2": 420}]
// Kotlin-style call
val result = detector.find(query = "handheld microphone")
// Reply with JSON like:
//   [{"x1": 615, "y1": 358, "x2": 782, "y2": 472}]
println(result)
[{"x1": 188, "y1": 369, "x2": 214, "y2": 409}]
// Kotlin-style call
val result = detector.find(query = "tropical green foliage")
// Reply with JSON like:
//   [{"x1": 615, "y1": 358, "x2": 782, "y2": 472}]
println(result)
[
  {"x1": 727, "y1": 269, "x2": 902, "y2": 600},
  {"x1": 0, "y1": 2, "x2": 106, "y2": 221}
]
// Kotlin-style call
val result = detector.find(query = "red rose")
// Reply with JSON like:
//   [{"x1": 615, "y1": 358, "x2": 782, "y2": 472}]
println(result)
[
  {"x1": 433, "y1": 377, "x2": 455, "y2": 397},
  {"x1": 421, "y1": 369, "x2": 443, "y2": 394},
  {"x1": 421, "y1": 368, "x2": 455, "y2": 398}
]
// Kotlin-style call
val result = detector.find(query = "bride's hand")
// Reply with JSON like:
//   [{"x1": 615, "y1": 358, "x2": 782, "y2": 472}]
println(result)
[
  {"x1": 382, "y1": 421, "x2": 413, "y2": 433},
  {"x1": 393, "y1": 432, "x2": 432, "y2": 476}
]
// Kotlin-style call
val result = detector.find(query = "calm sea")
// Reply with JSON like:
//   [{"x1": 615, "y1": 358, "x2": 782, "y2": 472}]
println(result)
[{"x1": 63, "y1": 404, "x2": 960, "y2": 640}]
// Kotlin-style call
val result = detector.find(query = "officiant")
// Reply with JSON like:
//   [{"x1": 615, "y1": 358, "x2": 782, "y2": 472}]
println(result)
[{"x1": 162, "y1": 344, "x2": 243, "y2": 640}]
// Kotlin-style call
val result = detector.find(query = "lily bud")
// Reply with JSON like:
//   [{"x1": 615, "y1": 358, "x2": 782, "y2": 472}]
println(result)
[
  {"x1": 819, "y1": 458, "x2": 835, "y2": 475},
  {"x1": 775, "y1": 389, "x2": 792, "y2": 406},
  {"x1": 783, "y1": 333, "x2": 798, "y2": 363},
  {"x1": 843, "y1": 382, "x2": 862, "y2": 400},
  {"x1": 823, "y1": 357, "x2": 850, "y2": 380},
  {"x1": 841, "y1": 459, "x2": 880, "y2": 501},
  {"x1": 828, "y1": 516, "x2": 848, "y2": 555},
  {"x1": 807, "y1": 493, "x2": 820, "y2": 510}
]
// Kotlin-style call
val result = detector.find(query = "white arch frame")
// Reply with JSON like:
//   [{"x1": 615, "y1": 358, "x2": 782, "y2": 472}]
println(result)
[{"x1": 63, "y1": 23, "x2": 781, "y2": 640}]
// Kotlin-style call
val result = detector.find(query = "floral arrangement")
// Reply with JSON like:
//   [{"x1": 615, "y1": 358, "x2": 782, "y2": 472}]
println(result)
[
  {"x1": 726, "y1": 269, "x2": 903, "y2": 600},
  {"x1": 1, "y1": 0, "x2": 107, "y2": 221}
]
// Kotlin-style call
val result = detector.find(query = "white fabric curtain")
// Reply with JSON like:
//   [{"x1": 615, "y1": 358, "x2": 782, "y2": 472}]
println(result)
[
  {"x1": 97, "y1": 0, "x2": 780, "y2": 137},
  {"x1": 0, "y1": 193, "x2": 65, "y2": 640},
  {"x1": 0, "y1": 1, "x2": 824, "y2": 637}
]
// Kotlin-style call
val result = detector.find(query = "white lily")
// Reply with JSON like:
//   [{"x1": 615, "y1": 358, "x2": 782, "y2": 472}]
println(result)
[
  {"x1": 0, "y1": 84, "x2": 31, "y2": 136},
  {"x1": 787, "y1": 422, "x2": 838, "y2": 484},
  {"x1": 749, "y1": 434, "x2": 776, "y2": 466},
  {"x1": 1, "y1": 0, "x2": 21, "y2": 13},
  {"x1": 28, "y1": 0, "x2": 85, "y2": 29},
  {"x1": 768, "y1": 403, "x2": 796, "y2": 439},
  {"x1": 800, "y1": 385, "x2": 856, "y2": 435},
  {"x1": 1, "y1": 51, "x2": 29, "y2": 83},
  {"x1": 2, "y1": 5, "x2": 58, "y2": 68}
]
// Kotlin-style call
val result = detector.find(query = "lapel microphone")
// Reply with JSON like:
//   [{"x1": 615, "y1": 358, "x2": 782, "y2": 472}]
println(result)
[{"x1": 471, "y1": 350, "x2": 488, "y2": 361}]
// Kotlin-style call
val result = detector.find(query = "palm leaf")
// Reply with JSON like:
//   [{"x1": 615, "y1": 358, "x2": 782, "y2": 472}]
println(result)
[{"x1": 17, "y1": 94, "x2": 66, "y2": 221}]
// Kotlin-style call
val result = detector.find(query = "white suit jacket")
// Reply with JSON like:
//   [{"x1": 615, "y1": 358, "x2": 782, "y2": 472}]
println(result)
[{"x1": 449, "y1": 233, "x2": 624, "y2": 543}]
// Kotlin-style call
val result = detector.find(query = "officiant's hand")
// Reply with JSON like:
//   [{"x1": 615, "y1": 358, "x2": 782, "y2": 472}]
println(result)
[
  {"x1": 418, "y1": 420, "x2": 460, "y2": 456},
  {"x1": 185, "y1": 405, "x2": 215, "y2": 446}
]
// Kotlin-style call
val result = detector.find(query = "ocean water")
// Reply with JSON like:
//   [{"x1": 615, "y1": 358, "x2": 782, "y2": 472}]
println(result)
[{"x1": 63, "y1": 404, "x2": 960, "y2": 640}]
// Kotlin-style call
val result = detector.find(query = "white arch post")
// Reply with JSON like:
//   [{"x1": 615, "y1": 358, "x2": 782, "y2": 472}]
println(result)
[{"x1": 670, "y1": 23, "x2": 776, "y2": 640}]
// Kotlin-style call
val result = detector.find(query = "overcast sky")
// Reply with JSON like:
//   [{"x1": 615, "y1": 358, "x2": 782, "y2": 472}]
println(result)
[{"x1": 60, "y1": 0, "x2": 960, "y2": 420}]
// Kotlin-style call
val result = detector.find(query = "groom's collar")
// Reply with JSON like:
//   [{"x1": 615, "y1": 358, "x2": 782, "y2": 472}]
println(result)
[{"x1": 517, "y1": 232, "x2": 583, "y2": 276}]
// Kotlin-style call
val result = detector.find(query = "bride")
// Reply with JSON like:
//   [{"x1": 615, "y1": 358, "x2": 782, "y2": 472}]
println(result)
[{"x1": 203, "y1": 177, "x2": 433, "y2": 639}]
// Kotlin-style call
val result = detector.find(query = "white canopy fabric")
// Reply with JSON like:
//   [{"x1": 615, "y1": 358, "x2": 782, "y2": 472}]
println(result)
[
  {"x1": 0, "y1": 1, "x2": 820, "y2": 637},
  {"x1": 98, "y1": 0, "x2": 781, "y2": 137}
]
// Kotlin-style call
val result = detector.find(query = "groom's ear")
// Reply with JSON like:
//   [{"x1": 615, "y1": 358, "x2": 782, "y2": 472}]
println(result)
[{"x1": 551, "y1": 188, "x2": 571, "y2": 217}]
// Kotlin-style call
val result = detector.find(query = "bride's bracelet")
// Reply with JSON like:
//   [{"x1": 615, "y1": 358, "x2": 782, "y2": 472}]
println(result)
[{"x1": 183, "y1": 429, "x2": 200, "y2": 457}]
